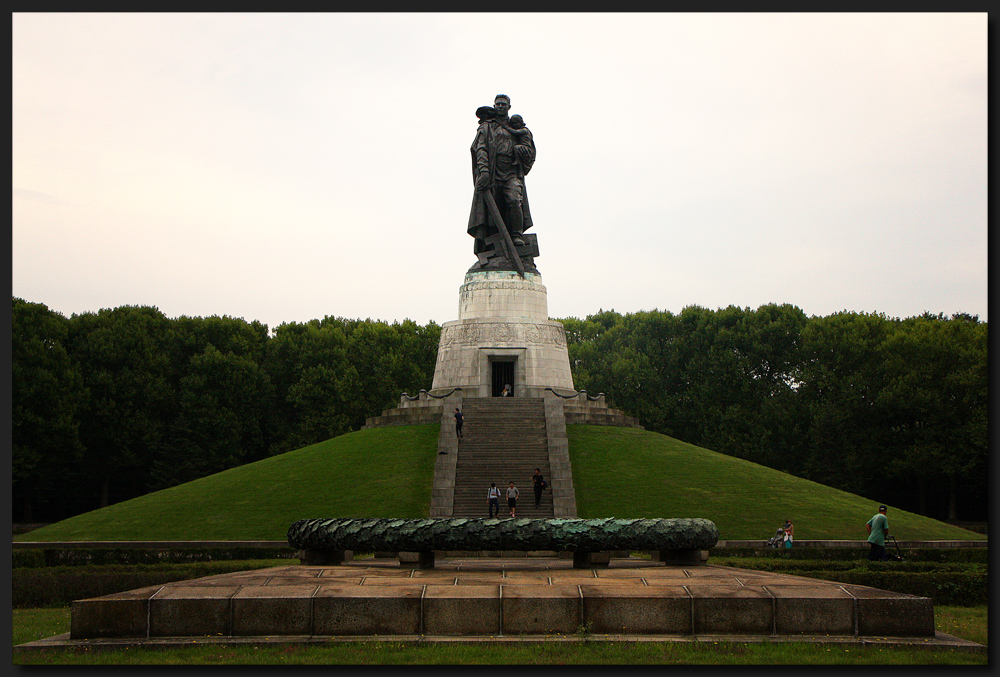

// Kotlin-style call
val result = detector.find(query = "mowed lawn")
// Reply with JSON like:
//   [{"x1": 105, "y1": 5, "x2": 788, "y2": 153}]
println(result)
[
  {"x1": 15, "y1": 422, "x2": 984, "y2": 543},
  {"x1": 16, "y1": 424, "x2": 441, "y2": 542},
  {"x1": 567, "y1": 425, "x2": 983, "y2": 542}
]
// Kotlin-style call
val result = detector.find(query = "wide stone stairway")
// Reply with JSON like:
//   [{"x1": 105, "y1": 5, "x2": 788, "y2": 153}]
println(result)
[{"x1": 451, "y1": 397, "x2": 552, "y2": 518}]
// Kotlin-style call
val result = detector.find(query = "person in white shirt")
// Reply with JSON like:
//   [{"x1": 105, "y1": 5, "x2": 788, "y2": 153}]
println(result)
[{"x1": 487, "y1": 483, "x2": 501, "y2": 517}]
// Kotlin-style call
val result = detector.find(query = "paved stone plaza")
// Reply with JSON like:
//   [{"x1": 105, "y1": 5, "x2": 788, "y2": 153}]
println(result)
[{"x1": 15, "y1": 556, "x2": 982, "y2": 652}]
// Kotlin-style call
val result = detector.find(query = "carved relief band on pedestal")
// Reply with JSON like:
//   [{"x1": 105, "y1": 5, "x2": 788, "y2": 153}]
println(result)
[
  {"x1": 438, "y1": 321, "x2": 567, "y2": 348},
  {"x1": 460, "y1": 279, "x2": 547, "y2": 294}
]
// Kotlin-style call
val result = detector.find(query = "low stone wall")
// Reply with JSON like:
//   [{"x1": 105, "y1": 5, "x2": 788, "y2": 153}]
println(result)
[
  {"x1": 361, "y1": 407, "x2": 443, "y2": 429},
  {"x1": 547, "y1": 389, "x2": 644, "y2": 429},
  {"x1": 362, "y1": 389, "x2": 461, "y2": 429},
  {"x1": 363, "y1": 388, "x2": 644, "y2": 431},
  {"x1": 563, "y1": 407, "x2": 643, "y2": 428}
]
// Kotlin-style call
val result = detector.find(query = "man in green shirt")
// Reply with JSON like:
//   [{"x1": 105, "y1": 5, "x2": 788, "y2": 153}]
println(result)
[{"x1": 866, "y1": 505, "x2": 889, "y2": 561}]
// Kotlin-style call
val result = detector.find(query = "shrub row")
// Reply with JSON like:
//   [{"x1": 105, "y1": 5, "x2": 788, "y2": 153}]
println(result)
[
  {"x1": 711, "y1": 557, "x2": 987, "y2": 606},
  {"x1": 12, "y1": 560, "x2": 289, "y2": 608},
  {"x1": 13, "y1": 547, "x2": 297, "y2": 568},
  {"x1": 712, "y1": 558, "x2": 987, "y2": 574},
  {"x1": 13, "y1": 558, "x2": 987, "y2": 608},
  {"x1": 799, "y1": 570, "x2": 988, "y2": 607},
  {"x1": 714, "y1": 547, "x2": 987, "y2": 563}
]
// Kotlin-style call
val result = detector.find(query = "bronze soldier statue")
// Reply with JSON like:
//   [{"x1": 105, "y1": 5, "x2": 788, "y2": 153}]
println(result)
[{"x1": 467, "y1": 94, "x2": 539, "y2": 273}]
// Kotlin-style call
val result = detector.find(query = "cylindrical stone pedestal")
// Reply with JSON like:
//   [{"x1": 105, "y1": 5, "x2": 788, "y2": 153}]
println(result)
[{"x1": 431, "y1": 271, "x2": 575, "y2": 398}]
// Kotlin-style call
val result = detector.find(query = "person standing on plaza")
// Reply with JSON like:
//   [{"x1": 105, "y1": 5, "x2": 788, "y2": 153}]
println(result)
[
  {"x1": 866, "y1": 505, "x2": 889, "y2": 561},
  {"x1": 487, "y1": 482, "x2": 501, "y2": 518},
  {"x1": 506, "y1": 481, "x2": 519, "y2": 517}
]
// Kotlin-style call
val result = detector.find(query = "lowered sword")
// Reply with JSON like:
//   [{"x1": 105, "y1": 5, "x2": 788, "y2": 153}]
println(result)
[{"x1": 481, "y1": 189, "x2": 525, "y2": 278}]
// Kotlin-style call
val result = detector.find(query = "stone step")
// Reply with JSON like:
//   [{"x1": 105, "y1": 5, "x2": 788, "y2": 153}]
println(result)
[
  {"x1": 461, "y1": 424, "x2": 546, "y2": 430},
  {"x1": 456, "y1": 447, "x2": 548, "y2": 453},
  {"x1": 459, "y1": 432, "x2": 545, "y2": 436},
  {"x1": 459, "y1": 441, "x2": 547, "y2": 446},
  {"x1": 456, "y1": 468, "x2": 548, "y2": 473},
  {"x1": 457, "y1": 439, "x2": 547, "y2": 444},
  {"x1": 455, "y1": 455, "x2": 549, "y2": 461},
  {"x1": 454, "y1": 470, "x2": 550, "y2": 477},
  {"x1": 452, "y1": 487, "x2": 552, "y2": 495},
  {"x1": 450, "y1": 398, "x2": 551, "y2": 517},
  {"x1": 455, "y1": 459, "x2": 549, "y2": 465},
  {"x1": 454, "y1": 453, "x2": 549, "y2": 461}
]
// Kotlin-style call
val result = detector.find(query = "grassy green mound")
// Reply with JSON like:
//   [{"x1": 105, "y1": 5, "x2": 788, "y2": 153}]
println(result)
[
  {"x1": 568, "y1": 425, "x2": 984, "y2": 542},
  {"x1": 17, "y1": 423, "x2": 985, "y2": 543},
  {"x1": 16, "y1": 425, "x2": 440, "y2": 542}
]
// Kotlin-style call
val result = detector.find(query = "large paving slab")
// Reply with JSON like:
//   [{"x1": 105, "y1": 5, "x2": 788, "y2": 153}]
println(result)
[{"x1": 18, "y1": 556, "x2": 982, "y2": 652}]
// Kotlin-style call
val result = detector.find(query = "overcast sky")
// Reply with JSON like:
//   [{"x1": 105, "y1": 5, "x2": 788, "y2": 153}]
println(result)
[{"x1": 12, "y1": 13, "x2": 988, "y2": 331}]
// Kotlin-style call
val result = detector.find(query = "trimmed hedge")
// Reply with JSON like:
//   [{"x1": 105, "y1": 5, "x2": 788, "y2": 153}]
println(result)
[
  {"x1": 814, "y1": 570, "x2": 988, "y2": 606},
  {"x1": 713, "y1": 559, "x2": 987, "y2": 574},
  {"x1": 13, "y1": 548, "x2": 988, "y2": 608},
  {"x1": 12, "y1": 549, "x2": 46, "y2": 568},
  {"x1": 13, "y1": 547, "x2": 296, "y2": 568},
  {"x1": 711, "y1": 557, "x2": 987, "y2": 606},
  {"x1": 12, "y1": 560, "x2": 289, "y2": 608},
  {"x1": 714, "y1": 546, "x2": 987, "y2": 563}
]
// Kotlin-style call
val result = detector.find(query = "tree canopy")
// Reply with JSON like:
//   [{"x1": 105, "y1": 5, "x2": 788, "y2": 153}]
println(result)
[
  {"x1": 12, "y1": 297, "x2": 985, "y2": 524},
  {"x1": 563, "y1": 305, "x2": 987, "y2": 522}
]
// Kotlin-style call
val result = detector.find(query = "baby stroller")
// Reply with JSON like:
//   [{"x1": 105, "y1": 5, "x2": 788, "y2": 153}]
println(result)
[{"x1": 765, "y1": 526, "x2": 786, "y2": 548}]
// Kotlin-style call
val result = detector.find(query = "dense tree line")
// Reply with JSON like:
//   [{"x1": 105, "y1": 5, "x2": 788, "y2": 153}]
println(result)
[
  {"x1": 12, "y1": 298, "x2": 986, "y2": 523},
  {"x1": 12, "y1": 298, "x2": 440, "y2": 522},
  {"x1": 562, "y1": 304, "x2": 987, "y2": 522}
]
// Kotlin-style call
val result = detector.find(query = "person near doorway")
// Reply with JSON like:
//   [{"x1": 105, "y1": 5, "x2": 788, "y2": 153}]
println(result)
[
  {"x1": 506, "y1": 482, "x2": 519, "y2": 517},
  {"x1": 487, "y1": 483, "x2": 501, "y2": 518},
  {"x1": 501, "y1": 384, "x2": 512, "y2": 397}
]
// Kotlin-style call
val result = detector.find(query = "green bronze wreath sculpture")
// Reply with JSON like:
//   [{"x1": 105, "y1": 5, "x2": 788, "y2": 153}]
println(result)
[{"x1": 287, "y1": 517, "x2": 718, "y2": 553}]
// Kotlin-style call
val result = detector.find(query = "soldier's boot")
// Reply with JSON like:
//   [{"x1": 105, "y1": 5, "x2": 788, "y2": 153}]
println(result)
[{"x1": 507, "y1": 205, "x2": 525, "y2": 246}]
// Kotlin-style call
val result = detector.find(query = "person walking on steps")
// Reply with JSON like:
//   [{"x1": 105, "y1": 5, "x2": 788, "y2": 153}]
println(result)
[
  {"x1": 532, "y1": 468, "x2": 547, "y2": 508},
  {"x1": 454, "y1": 407, "x2": 464, "y2": 440},
  {"x1": 507, "y1": 482, "x2": 519, "y2": 517},
  {"x1": 866, "y1": 504, "x2": 889, "y2": 561},
  {"x1": 487, "y1": 483, "x2": 501, "y2": 518}
]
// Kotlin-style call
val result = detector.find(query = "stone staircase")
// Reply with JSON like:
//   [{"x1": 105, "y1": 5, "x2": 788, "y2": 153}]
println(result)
[{"x1": 451, "y1": 397, "x2": 553, "y2": 518}]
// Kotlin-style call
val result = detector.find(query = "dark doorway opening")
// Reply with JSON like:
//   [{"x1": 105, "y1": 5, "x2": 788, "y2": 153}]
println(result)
[{"x1": 492, "y1": 360, "x2": 515, "y2": 397}]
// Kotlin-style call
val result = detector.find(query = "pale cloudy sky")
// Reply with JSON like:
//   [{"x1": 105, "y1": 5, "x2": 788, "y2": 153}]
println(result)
[{"x1": 12, "y1": 12, "x2": 988, "y2": 330}]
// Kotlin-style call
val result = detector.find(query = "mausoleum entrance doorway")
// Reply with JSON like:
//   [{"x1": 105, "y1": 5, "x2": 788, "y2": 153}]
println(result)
[{"x1": 491, "y1": 358, "x2": 516, "y2": 397}]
